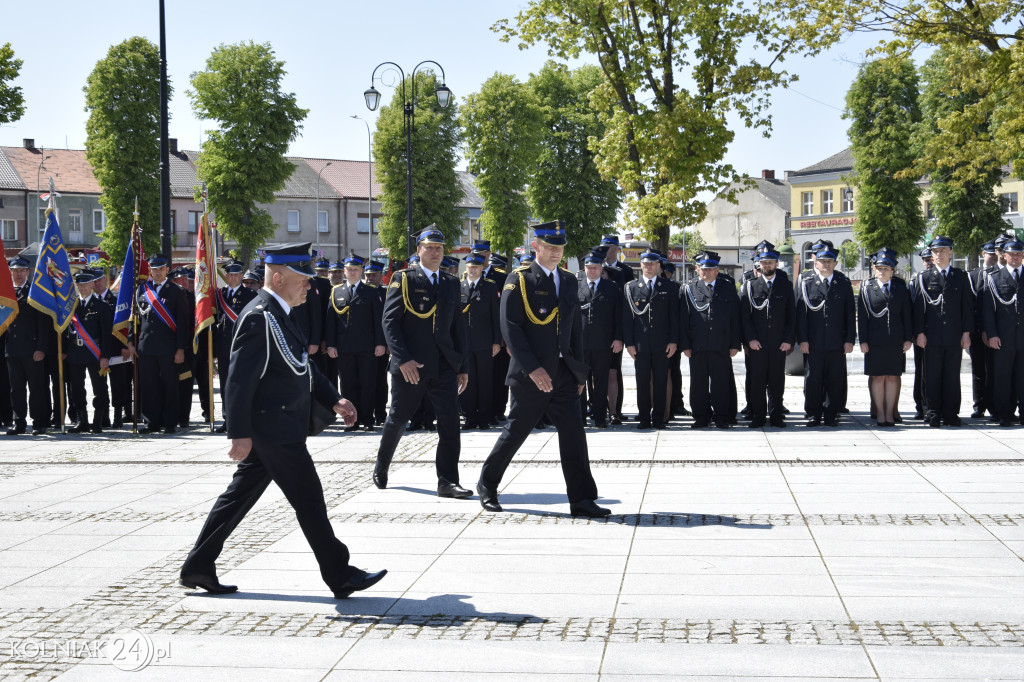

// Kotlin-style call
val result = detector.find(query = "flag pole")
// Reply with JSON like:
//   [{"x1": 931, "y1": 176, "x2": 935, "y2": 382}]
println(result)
[
  {"x1": 131, "y1": 198, "x2": 141, "y2": 434},
  {"x1": 46, "y1": 180, "x2": 67, "y2": 435}
]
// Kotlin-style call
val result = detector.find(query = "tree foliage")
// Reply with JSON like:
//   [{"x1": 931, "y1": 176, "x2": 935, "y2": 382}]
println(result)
[
  {"x1": 461, "y1": 72, "x2": 542, "y2": 257},
  {"x1": 839, "y1": 240, "x2": 862, "y2": 271},
  {"x1": 84, "y1": 37, "x2": 164, "y2": 263},
  {"x1": 528, "y1": 62, "x2": 621, "y2": 258},
  {"x1": 669, "y1": 228, "x2": 706, "y2": 259},
  {"x1": 189, "y1": 41, "x2": 307, "y2": 266},
  {"x1": 0, "y1": 42, "x2": 24, "y2": 126},
  {"x1": 845, "y1": 57, "x2": 925, "y2": 256},
  {"x1": 373, "y1": 71, "x2": 464, "y2": 259},
  {"x1": 496, "y1": 0, "x2": 804, "y2": 253}
]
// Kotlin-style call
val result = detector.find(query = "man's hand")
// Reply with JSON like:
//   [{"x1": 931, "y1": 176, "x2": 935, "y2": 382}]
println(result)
[
  {"x1": 491, "y1": 344, "x2": 500, "y2": 357},
  {"x1": 729, "y1": 348, "x2": 739, "y2": 358},
  {"x1": 327, "y1": 347, "x2": 338, "y2": 359},
  {"x1": 333, "y1": 399, "x2": 357, "y2": 426},
  {"x1": 666, "y1": 343, "x2": 677, "y2": 358},
  {"x1": 32, "y1": 350, "x2": 44, "y2": 362},
  {"x1": 961, "y1": 332, "x2": 971, "y2": 350},
  {"x1": 916, "y1": 333, "x2": 927, "y2": 349},
  {"x1": 228, "y1": 438, "x2": 252, "y2": 462},
  {"x1": 683, "y1": 349, "x2": 692, "y2": 358},
  {"x1": 374, "y1": 345, "x2": 386, "y2": 357},
  {"x1": 780, "y1": 342, "x2": 792, "y2": 353},
  {"x1": 121, "y1": 348, "x2": 132, "y2": 361},
  {"x1": 989, "y1": 336, "x2": 1002, "y2": 350},
  {"x1": 626, "y1": 345, "x2": 637, "y2": 359},
  {"x1": 529, "y1": 367, "x2": 554, "y2": 392},
  {"x1": 399, "y1": 360, "x2": 423, "y2": 385},
  {"x1": 611, "y1": 340, "x2": 623, "y2": 353},
  {"x1": 174, "y1": 349, "x2": 185, "y2": 364},
  {"x1": 126, "y1": 343, "x2": 137, "y2": 358},
  {"x1": 578, "y1": 384, "x2": 584, "y2": 395},
  {"x1": 100, "y1": 358, "x2": 109, "y2": 371},
  {"x1": 319, "y1": 342, "x2": 327, "y2": 354},
  {"x1": 308, "y1": 344, "x2": 318, "y2": 356},
  {"x1": 860, "y1": 343, "x2": 869, "y2": 354},
  {"x1": 903, "y1": 341, "x2": 912, "y2": 352},
  {"x1": 799, "y1": 342, "x2": 809, "y2": 354},
  {"x1": 749, "y1": 340, "x2": 762, "y2": 351},
  {"x1": 457, "y1": 373, "x2": 469, "y2": 394},
  {"x1": 843, "y1": 342, "x2": 853, "y2": 354}
]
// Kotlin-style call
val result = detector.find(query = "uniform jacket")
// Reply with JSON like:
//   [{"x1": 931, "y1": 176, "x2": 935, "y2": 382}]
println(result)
[
  {"x1": 135, "y1": 280, "x2": 189, "y2": 356},
  {"x1": 214, "y1": 285, "x2": 258, "y2": 358},
  {"x1": 911, "y1": 266, "x2": 974, "y2": 344},
  {"x1": 795, "y1": 272, "x2": 856, "y2": 351},
  {"x1": 621, "y1": 276, "x2": 679, "y2": 353},
  {"x1": 981, "y1": 266, "x2": 1024, "y2": 350},
  {"x1": 224, "y1": 289, "x2": 341, "y2": 444},
  {"x1": 501, "y1": 263, "x2": 587, "y2": 386},
  {"x1": 577, "y1": 275, "x2": 622, "y2": 351},
  {"x1": 679, "y1": 276, "x2": 742, "y2": 353},
  {"x1": 602, "y1": 261, "x2": 635, "y2": 287},
  {"x1": 969, "y1": 265, "x2": 999, "y2": 330},
  {"x1": 460, "y1": 276, "x2": 501, "y2": 352},
  {"x1": 739, "y1": 273, "x2": 796, "y2": 349},
  {"x1": 325, "y1": 281, "x2": 384, "y2": 354},
  {"x1": 63, "y1": 295, "x2": 114, "y2": 364},
  {"x1": 383, "y1": 265, "x2": 468, "y2": 377},
  {"x1": 4, "y1": 282, "x2": 55, "y2": 357},
  {"x1": 856, "y1": 277, "x2": 913, "y2": 347}
]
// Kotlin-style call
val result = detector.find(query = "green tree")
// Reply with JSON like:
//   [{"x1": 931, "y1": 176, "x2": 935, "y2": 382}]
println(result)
[
  {"x1": 839, "y1": 240, "x2": 862, "y2": 271},
  {"x1": 496, "y1": 0, "x2": 804, "y2": 253},
  {"x1": 845, "y1": 57, "x2": 925, "y2": 256},
  {"x1": 461, "y1": 72, "x2": 542, "y2": 257},
  {"x1": 0, "y1": 42, "x2": 24, "y2": 125},
  {"x1": 84, "y1": 37, "x2": 163, "y2": 263},
  {"x1": 373, "y1": 71, "x2": 464, "y2": 259},
  {"x1": 528, "y1": 62, "x2": 621, "y2": 258},
  {"x1": 669, "y1": 228, "x2": 706, "y2": 259},
  {"x1": 189, "y1": 41, "x2": 307, "y2": 265}
]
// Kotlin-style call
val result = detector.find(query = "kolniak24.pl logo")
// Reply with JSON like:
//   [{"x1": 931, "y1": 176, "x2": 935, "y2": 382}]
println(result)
[{"x1": 3, "y1": 629, "x2": 171, "y2": 671}]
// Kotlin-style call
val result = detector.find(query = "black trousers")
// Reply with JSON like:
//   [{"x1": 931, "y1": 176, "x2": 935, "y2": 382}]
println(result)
[
  {"x1": 633, "y1": 350, "x2": 669, "y2": 424},
  {"x1": 689, "y1": 350, "x2": 733, "y2": 426},
  {"x1": 669, "y1": 350, "x2": 684, "y2": 414},
  {"x1": 913, "y1": 345, "x2": 926, "y2": 415},
  {"x1": 7, "y1": 356, "x2": 50, "y2": 427},
  {"x1": 968, "y1": 332, "x2": 995, "y2": 415},
  {"x1": 804, "y1": 350, "x2": 846, "y2": 421},
  {"x1": 480, "y1": 362, "x2": 598, "y2": 503},
  {"x1": 0, "y1": 352, "x2": 12, "y2": 424},
  {"x1": 992, "y1": 346, "x2": 1024, "y2": 421},
  {"x1": 67, "y1": 361, "x2": 109, "y2": 426},
  {"x1": 462, "y1": 349, "x2": 494, "y2": 427},
  {"x1": 582, "y1": 349, "x2": 612, "y2": 422},
  {"x1": 110, "y1": 361, "x2": 132, "y2": 415},
  {"x1": 745, "y1": 347, "x2": 786, "y2": 421},
  {"x1": 339, "y1": 351, "x2": 376, "y2": 428},
  {"x1": 376, "y1": 367, "x2": 461, "y2": 483},
  {"x1": 177, "y1": 357, "x2": 194, "y2": 426},
  {"x1": 924, "y1": 343, "x2": 962, "y2": 421},
  {"x1": 374, "y1": 355, "x2": 388, "y2": 423},
  {"x1": 139, "y1": 354, "x2": 179, "y2": 429},
  {"x1": 611, "y1": 351, "x2": 624, "y2": 417},
  {"x1": 192, "y1": 349, "x2": 212, "y2": 422},
  {"x1": 491, "y1": 348, "x2": 510, "y2": 418},
  {"x1": 323, "y1": 355, "x2": 340, "y2": 392},
  {"x1": 182, "y1": 439, "x2": 354, "y2": 591},
  {"x1": 46, "y1": 356, "x2": 61, "y2": 424}
]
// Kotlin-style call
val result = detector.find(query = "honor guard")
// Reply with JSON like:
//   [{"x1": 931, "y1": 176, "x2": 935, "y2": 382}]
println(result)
[
  {"x1": 5, "y1": 257, "x2": 54, "y2": 435},
  {"x1": 478, "y1": 221, "x2": 609, "y2": 517},
  {"x1": 214, "y1": 262, "x2": 257, "y2": 432},
  {"x1": 364, "y1": 260, "x2": 390, "y2": 426},
  {"x1": 373, "y1": 226, "x2": 471, "y2": 498},
  {"x1": 319, "y1": 260, "x2": 345, "y2": 390},
  {"x1": 663, "y1": 260, "x2": 688, "y2": 420},
  {"x1": 981, "y1": 237, "x2": 1024, "y2": 426},
  {"x1": 312, "y1": 257, "x2": 334, "y2": 378},
  {"x1": 969, "y1": 241, "x2": 1000, "y2": 419},
  {"x1": 739, "y1": 243, "x2": 796, "y2": 428},
  {"x1": 325, "y1": 253, "x2": 385, "y2": 432},
  {"x1": 63, "y1": 269, "x2": 113, "y2": 433},
  {"x1": 485, "y1": 250, "x2": 511, "y2": 424},
  {"x1": 908, "y1": 247, "x2": 934, "y2": 418},
  {"x1": 680, "y1": 251, "x2": 742, "y2": 429},
  {"x1": 622, "y1": 249, "x2": 679, "y2": 429},
  {"x1": 598, "y1": 235, "x2": 633, "y2": 424},
  {"x1": 93, "y1": 268, "x2": 122, "y2": 428},
  {"x1": 912, "y1": 235, "x2": 974, "y2": 427},
  {"x1": 171, "y1": 267, "x2": 198, "y2": 428},
  {"x1": 458, "y1": 252, "x2": 501, "y2": 429},
  {"x1": 578, "y1": 250, "x2": 623, "y2": 428},
  {"x1": 796, "y1": 243, "x2": 855, "y2": 427}
]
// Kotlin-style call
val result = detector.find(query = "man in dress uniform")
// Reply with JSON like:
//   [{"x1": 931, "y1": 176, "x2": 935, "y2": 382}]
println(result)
[
  {"x1": 739, "y1": 244, "x2": 796, "y2": 428},
  {"x1": 982, "y1": 237, "x2": 1024, "y2": 426},
  {"x1": 484, "y1": 249, "x2": 510, "y2": 425},
  {"x1": 181, "y1": 242, "x2": 385, "y2": 598},
  {"x1": 311, "y1": 257, "x2": 334, "y2": 379},
  {"x1": 908, "y1": 247, "x2": 934, "y2": 418},
  {"x1": 912, "y1": 235, "x2": 973, "y2": 427},
  {"x1": 622, "y1": 249, "x2": 679, "y2": 429},
  {"x1": 214, "y1": 262, "x2": 258, "y2": 433},
  {"x1": 969, "y1": 241, "x2": 1000, "y2": 419},
  {"x1": 796, "y1": 243, "x2": 855, "y2": 427},
  {"x1": 578, "y1": 250, "x2": 623, "y2": 428},
  {"x1": 128, "y1": 255, "x2": 189, "y2": 434},
  {"x1": 64, "y1": 270, "x2": 112, "y2": 433},
  {"x1": 5, "y1": 257, "x2": 53, "y2": 435},
  {"x1": 318, "y1": 261, "x2": 345, "y2": 391},
  {"x1": 364, "y1": 260, "x2": 389, "y2": 426},
  {"x1": 373, "y1": 226, "x2": 470, "y2": 497},
  {"x1": 459, "y1": 252, "x2": 501, "y2": 430},
  {"x1": 328, "y1": 260, "x2": 345, "y2": 287},
  {"x1": 325, "y1": 253, "x2": 385, "y2": 432},
  {"x1": 598, "y1": 235, "x2": 633, "y2": 424},
  {"x1": 242, "y1": 270, "x2": 262, "y2": 291},
  {"x1": 679, "y1": 251, "x2": 742, "y2": 429},
  {"x1": 477, "y1": 221, "x2": 609, "y2": 517},
  {"x1": 91, "y1": 268, "x2": 119, "y2": 428},
  {"x1": 171, "y1": 267, "x2": 197, "y2": 428}
]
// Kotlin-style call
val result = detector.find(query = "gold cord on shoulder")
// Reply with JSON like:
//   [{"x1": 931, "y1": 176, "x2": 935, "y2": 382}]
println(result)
[
  {"x1": 401, "y1": 272, "x2": 437, "y2": 331},
  {"x1": 519, "y1": 271, "x2": 559, "y2": 334}
]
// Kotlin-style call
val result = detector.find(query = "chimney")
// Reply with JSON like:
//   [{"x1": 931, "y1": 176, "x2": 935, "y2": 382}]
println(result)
[
  {"x1": 23, "y1": 139, "x2": 34, "y2": 149},
  {"x1": 761, "y1": 169, "x2": 775, "y2": 180},
  {"x1": 169, "y1": 138, "x2": 178, "y2": 154}
]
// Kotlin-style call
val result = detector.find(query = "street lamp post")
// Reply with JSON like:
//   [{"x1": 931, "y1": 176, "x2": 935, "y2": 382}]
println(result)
[
  {"x1": 364, "y1": 61, "x2": 452, "y2": 257},
  {"x1": 315, "y1": 161, "x2": 332, "y2": 257},
  {"x1": 350, "y1": 115, "x2": 373, "y2": 259}
]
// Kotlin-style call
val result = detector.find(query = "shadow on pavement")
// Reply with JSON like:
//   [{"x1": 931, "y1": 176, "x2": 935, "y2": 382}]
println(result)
[{"x1": 330, "y1": 593, "x2": 545, "y2": 623}]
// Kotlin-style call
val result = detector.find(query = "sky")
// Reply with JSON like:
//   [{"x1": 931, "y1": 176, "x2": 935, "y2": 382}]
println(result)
[{"x1": 0, "y1": 0, "x2": 885, "y2": 182}]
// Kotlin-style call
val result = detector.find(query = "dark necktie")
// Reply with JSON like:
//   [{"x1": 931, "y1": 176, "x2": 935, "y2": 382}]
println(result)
[
  {"x1": 823, "y1": 278, "x2": 830, "y2": 292},
  {"x1": 431, "y1": 273, "x2": 438, "y2": 289},
  {"x1": 1015, "y1": 269, "x2": 1020, "y2": 285},
  {"x1": 590, "y1": 282, "x2": 596, "y2": 298},
  {"x1": 766, "y1": 279, "x2": 772, "y2": 292},
  {"x1": 469, "y1": 282, "x2": 476, "y2": 297},
  {"x1": 884, "y1": 282, "x2": 890, "y2": 298},
  {"x1": 939, "y1": 269, "x2": 947, "y2": 287}
]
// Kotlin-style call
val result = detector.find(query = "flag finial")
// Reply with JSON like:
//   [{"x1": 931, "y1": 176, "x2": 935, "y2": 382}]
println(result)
[{"x1": 133, "y1": 197, "x2": 139, "y2": 221}]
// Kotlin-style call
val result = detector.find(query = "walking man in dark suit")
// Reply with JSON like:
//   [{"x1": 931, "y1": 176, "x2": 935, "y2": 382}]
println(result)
[
  {"x1": 459, "y1": 252, "x2": 501, "y2": 430},
  {"x1": 477, "y1": 221, "x2": 609, "y2": 517},
  {"x1": 578, "y1": 250, "x2": 622, "y2": 428}
]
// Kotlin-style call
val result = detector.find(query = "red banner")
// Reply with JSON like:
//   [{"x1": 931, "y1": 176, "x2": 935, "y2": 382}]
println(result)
[{"x1": 193, "y1": 213, "x2": 215, "y2": 353}]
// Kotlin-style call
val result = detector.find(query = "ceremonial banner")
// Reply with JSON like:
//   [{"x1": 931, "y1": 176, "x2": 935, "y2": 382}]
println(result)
[
  {"x1": 112, "y1": 228, "x2": 147, "y2": 345},
  {"x1": 0, "y1": 235, "x2": 19, "y2": 336},
  {"x1": 193, "y1": 212, "x2": 214, "y2": 353},
  {"x1": 28, "y1": 208, "x2": 77, "y2": 331}
]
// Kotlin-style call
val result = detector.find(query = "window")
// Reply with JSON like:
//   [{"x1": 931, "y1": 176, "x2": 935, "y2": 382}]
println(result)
[
  {"x1": 821, "y1": 189, "x2": 834, "y2": 214},
  {"x1": 169, "y1": 210, "x2": 176, "y2": 233},
  {"x1": 801, "y1": 192, "x2": 813, "y2": 216},
  {"x1": 356, "y1": 213, "x2": 381, "y2": 234},
  {"x1": 38, "y1": 208, "x2": 57, "y2": 238},
  {"x1": 0, "y1": 198, "x2": 5, "y2": 208},
  {"x1": 67, "y1": 209, "x2": 83, "y2": 242},
  {"x1": 318, "y1": 210, "x2": 329, "y2": 233},
  {"x1": 842, "y1": 188, "x2": 854, "y2": 213},
  {"x1": 188, "y1": 211, "x2": 202, "y2": 234},
  {"x1": 1000, "y1": 192, "x2": 1019, "y2": 214},
  {"x1": 287, "y1": 210, "x2": 300, "y2": 233},
  {"x1": 92, "y1": 209, "x2": 105, "y2": 233},
  {"x1": 925, "y1": 201, "x2": 935, "y2": 220},
  {"x1": 1, "y1": 219, "x2": 15, "y2": 242}
]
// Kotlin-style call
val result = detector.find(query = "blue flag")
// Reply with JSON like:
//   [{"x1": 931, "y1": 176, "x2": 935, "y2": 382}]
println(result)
[
  {"x1": 28, "y1": 208, "x2": 77, "y2": 332},
  {"x1": 112, "y1": 230, "x2": 140, "y2": 346}
]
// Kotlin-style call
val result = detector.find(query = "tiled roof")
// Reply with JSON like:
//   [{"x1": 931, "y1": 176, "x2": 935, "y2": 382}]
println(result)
[
  {"x1": 791, "y1": 148, "x2": 853, "y2": 176},
  {"x1": 458, "y1": 171, "x2": 482, "y2": 209},
  {"x1": 0, "y1": 149, "x2": 26, "y2": 190},
  {"x1": 1, "y1": 146, "x2": 101, "y2": 194},
  {"x1": 278, "y1": 158, "x2": 341, "y2": 199},
  {"x1": 304, "y1": 158, "x2": 381, "y2": 199},
  {"x1": 752, "y1": 177, "x2": 790, "y2": 212},
  {"x1": 170, "y1": 149, "x2": 200, "y2": 199}
]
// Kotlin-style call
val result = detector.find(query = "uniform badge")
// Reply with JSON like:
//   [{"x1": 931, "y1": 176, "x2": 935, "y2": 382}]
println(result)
[
  {"x1": 504, "y1": 282, "x2": 516, "y2": 291},
  {"x1": 390, "y1": 281, "x2": 400, "y2": 288},
  {"x1": 539, "y1": 307, "x2": 547, "y2": 314},
  {"x1": 419, "y1": 303, "x2": 425, "y2": 311}
]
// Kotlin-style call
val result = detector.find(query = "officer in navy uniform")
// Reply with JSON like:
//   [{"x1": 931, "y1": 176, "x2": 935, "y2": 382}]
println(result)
[
  {"x1": 214, "y1": 262, "x2": 258, "y2": 433},
  {"x1": 981, "y1": 237, "x2": 1024, "y2": 426},
  {"x1": 181, "y1": 242, "x2": 386, "y2": 598},
  {"x1": 312, "y1": 257, "x2": 334, "y2": 380},
  {"x1": 484, "y1": 249, "x2": 510, "y2": 425},
  {"x1": 597, "y1": 235, "x2": 633, "y2": 424},
  {"x1": 578, "y1": 250, "x2": 623, "y2": 428},
  {"x1": 91, "y1": 268, "x2": 120, "y2": 428},
  {"x1": 680, "y1": 251, "x2": 742, "y2": 429},
  {"x1": 459, "y1": 252, "x2": 501, "y2": 430},
  {"x1": 326, "y1": 253, "x2": 385, "y2": 432},
  {"x1": 5, "y1": 257, "x2": 54, "y2": 435},
  {"x1": 969, "y1": 241, "x2": 1000, "y2": 419},
  {"x1": 64, "y1": 269, "x2": 113, "y2": 433},
  {"x1": 171, "y1": 267, "x2": 197, "y2": 427},
  {"x1": 908, "y1": 247, "x2": 934, "y2": 418},
  {"x1": 622, "y1": 249, "x2": 679, "y2": 429},
  {"x1": 912, "y1": 235, "x2": 974, "y2": 427},
  {"x1": 129, "y1": 254, "x2": 189, "y2": 434},
  {"x1": 739, "y1": 244, "x2": 796, "y2": 428},
  {"x1": 320, "y1": 260, "x2": 345, "y2": 391},
  {"x1": 661, "y1": 258, "x2": 688, "y2": 422},
  {"x1": 796, "y1": 243, "x2": 855, "y2": 427},
  {"x1": 373, "y1": 227, "x2": 470, "y2": 497},
  {"x1": 292, "y1": 264, "x2": 323, "y2": 368},
  {"x1": 477, "y1": 221, "x2": 608, "y2": 517},
  {"x1": 364, "y1": 260, "x2": 389, "y2": 425}
]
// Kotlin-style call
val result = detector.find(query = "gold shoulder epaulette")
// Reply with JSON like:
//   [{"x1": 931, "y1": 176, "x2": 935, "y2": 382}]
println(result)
[{"x1": 514, "y1": 265, "x2": 530, "y2": 272}]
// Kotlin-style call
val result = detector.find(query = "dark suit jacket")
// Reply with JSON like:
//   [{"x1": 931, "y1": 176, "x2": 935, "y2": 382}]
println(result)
[
  {"x1": 214, "y1": 286, "x2": 258, "y2": 359},
  {"x1": 461, "y1": 276, "x2": 501, "y2": 352},
  {"x1": 911, "y1": 266, "x2": 974, "y2": 344},
  {"x1": 4, "y1": 282, "x2": 55, "y2": 357},
  {"x1": 225, "y1": 289, "x2": 341, "y2": 444},
  {"x1": 63, "y1": 295, "x2": 114, "y2": 363},
  {"x1": 325, "y1": 281, "x2": 384, "y2": 354},
  {"x1": 739, "y1": 274, "x2": 796, "y2": 349},
  {"x1": 622, "y1": 276, "x2": 679, "y2": 353},
  {"x1": 383, "y1": 265, "x2": 468, "y2": 377},
  {"x1": 679, "y1": 277, "x2": 742, "y2": 352},
  {"x1": 857, "y1": 277, "x2": 913, "y2": 347},
  {"x1": 135, "y1": 280, "x2": 189, "y2": 356},
  {"x1": 502, "y1": 263, "x2": 587, "y2": 386},
  {"x1": 796, "y1": 273, "x2": 856, "y2": 351},
  {"x1": 577, "y1": 275, "x2": 622, "y2": 351},
  {"x1": 981, "y1": 267, "x2": 1024, "y2": 350},
  {"x1": 969, "y1": 265, "x2": 999, "y2": 330}
]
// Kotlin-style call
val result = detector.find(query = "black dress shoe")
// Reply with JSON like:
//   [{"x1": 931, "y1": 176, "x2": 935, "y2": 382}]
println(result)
[
  {"x1": 137, "y1": 426, "x2": 155, "y2": 435},
  {"x1": 824, "y1": 418, "x2": 839, "y2": 428},
  {"x1": 344, "y1": 425, "x2": 361, "y2": 433},
  {"x1": 569, "y1": 499, "x2": 611, "y2": 518},
  {"x1": 164, "y1": 427, "x2": 176, "y2": 435},
  {"x1": 6, "y1": 423, "x2": 26, "y2": 436},
  {"x1": 928, "y1": 416, "x2": 942, "y2": 428},
  {"x1": 494, "y1": 414, "x2": 507, "y2": 422},
  {"x1": 112, "y1": 418, "x2": 124, "y2": 429},
  {"x1": 805, "y1": 419, "x2": 822, "y2": 428},
  {"x1": 178, "y1": 421, "x2": 189, "y2": 429},
  {"x1": 914, "y1": 411, "x2": 925, "y2": 420},
  {"x1": 461, "y1": 422, "x2": 477, "y2": 431},
  {"x1": 945, "y1": 417, "x2": 963, "y2": 427},
  {"x1": 769, "y1": 418, "x2": 787, "y2": 428},
  {"x1": 653, "y1": 421, "x2": 668, "y2": 430},
  {"x1": 715, "y1": 422, "x2": 730, "y2": 430},
  {"x1": 610, "y1": 415, "x2": 622, "y2": 425},
  {"x1": 839, "y1": 407, "x2": 850, "y2": 414},
  {"x1": 782, "y1": 407, "x2": 791, "y2": 414},
  {"x1": 437, "y1": 479, "x2": 473, "y2": 498},
  {"x1": 180, "y1": 573, "x2": 238, "y2": 594},
  {"x1": 406, "y1": 422, "x2": 424, "y2": 432},
  {"x1": 333, "y1": 568, "x2": 387, "y2": 599},
  {"x1": 690, "y1": 421, "x2": 710, "y2": 429},
  {"x1": 91, "y1": 425, "x2": 103, "y2": 434},
  {"x1": 593, "y1": 419, "x2": 608, "y2": 429},
  {"x1": 477, "y1": 483, "x2": 502, "y2": 512},
  {"x1": 676, "y1": 407, "x2": 691, "y2": 416},
  {"x1": 971, "y1": 411, "x2": 986, "y2": 419},
  {"x1": 31, "y1": 427, "x2": 46, "y2": 436},
  {"x1": 214, "y1": 424, "x2": 227, "y2": 433},
  {"x1": 637, "y1": 421, "x2": 651, "y2": 430},
  {"x1": 372, "y1": 471, "x2": 387, "y2": 490},
  {"x1": 748, "y1": 418, "x2": 766, "y2": 429}
]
